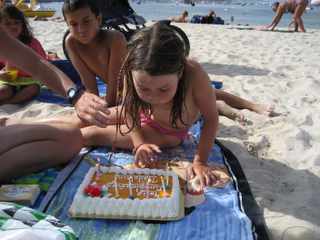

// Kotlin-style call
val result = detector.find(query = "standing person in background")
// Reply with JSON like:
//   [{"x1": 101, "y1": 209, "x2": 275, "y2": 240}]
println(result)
[{"x1": 259, "y1": 0, "x2": 308, "y2": 32}]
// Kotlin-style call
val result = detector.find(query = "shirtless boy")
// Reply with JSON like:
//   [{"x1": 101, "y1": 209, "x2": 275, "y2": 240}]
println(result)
[{"x1": 63, "y1": 0, "x2": 127, "y2": 107}]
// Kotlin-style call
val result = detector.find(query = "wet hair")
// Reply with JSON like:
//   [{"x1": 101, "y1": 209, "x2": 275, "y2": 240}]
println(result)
[
  {"x1": 62, "y1": 0, "x2": 100, "y2": 20},
  {"x1": 0, "y1": 5, "x2": 33, "y2": 44},
  {"x1": 272, "y1": 2, "x2": 280, "y2": 11},
  {"x1": 118, "y1": 22, "x2": 190, "y2": 133}
]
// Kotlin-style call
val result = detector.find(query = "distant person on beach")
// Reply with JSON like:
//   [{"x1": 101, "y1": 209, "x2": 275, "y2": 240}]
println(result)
[
  {"x1": 62, "y1": 0, "x2": 127, "y2": 107},
  {"x1": 201, "y1": 10, "x2": 216, "y2": 24},
  {"x1": 259, "y1": 0, "x2": 308, "y2": 32},
  {"x1": 0, "y1": 5, "x2": 46, "y2": 105},
  {"x1": 190, "y1": 10, "x2": 224, "y2": 25},
  {"x1": 171, "y1": 10, "x2": 188, "y2": 23}
]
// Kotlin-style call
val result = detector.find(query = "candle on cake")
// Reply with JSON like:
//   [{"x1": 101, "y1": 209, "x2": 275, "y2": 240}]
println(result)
[{"x1": 114, "y1": 175, "x2": 119, "y2": 197}]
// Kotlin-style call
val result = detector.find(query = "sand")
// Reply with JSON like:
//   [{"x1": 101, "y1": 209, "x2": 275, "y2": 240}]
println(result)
[{"x1": 1, "y1": 20, "x2": 319, "y2": 239}]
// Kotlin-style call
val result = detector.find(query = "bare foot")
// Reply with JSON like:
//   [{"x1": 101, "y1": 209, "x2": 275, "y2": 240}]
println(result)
[
  {"x1": 251, "y1": 104, "x2": 277, "y2": 116},
  {"x1": 222, "y1": 110, "x2": 252, "y2": 126},
  {"x1": 234, "y1": 114, "x2": 253, "y2": 126},
  {"x1": 0, "y1": 117, "x2": 8, "y2": 127}
]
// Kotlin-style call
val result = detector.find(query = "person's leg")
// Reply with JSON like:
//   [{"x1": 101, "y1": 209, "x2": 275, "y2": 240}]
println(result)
[
  {"x1": 216, "y1": 100, "x2": 245, "y2": 122},
  {"x1": 215, "y1": 89, "x2": 274, "y2": 116},
  {"x1": 81, "y1": 123, "x2": 180, "y2": 149},
  {"x1": 0, "y1": 85, "x2": 14, "y2": 104},
  {"x1": 1, "y1": 105, "x2": 122, "y2": 128},
  {"x1": 293, "y1": 2, "x2": 307, "y2": 32},
  {"x1": 0, "y1": 123, "x2": 83, "y2": 183},
  {"x1": 2, "y1": 84, "x2": 40, "y2": 104}
]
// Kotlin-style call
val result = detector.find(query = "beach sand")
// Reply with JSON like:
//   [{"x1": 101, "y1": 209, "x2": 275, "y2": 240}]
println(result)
[{"x1": 1, "y1": 20, "x2": 320, "y2": 239}]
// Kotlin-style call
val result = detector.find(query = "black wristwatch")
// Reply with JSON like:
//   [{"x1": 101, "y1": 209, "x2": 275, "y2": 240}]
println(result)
[{"x1": 67, "y1": 86, "x2": 83, "y2": 105}]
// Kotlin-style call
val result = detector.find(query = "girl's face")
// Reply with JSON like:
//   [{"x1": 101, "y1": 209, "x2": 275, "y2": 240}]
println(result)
[
  {"x1": 132, "y1": 70, "x2": 179, "y2": 106},
  {"x1": 65, "y1": 7, "x2": 101, "y2": 45},
  {"x1": 2, "y1": 17, "x2": 23, "y2": 39}
]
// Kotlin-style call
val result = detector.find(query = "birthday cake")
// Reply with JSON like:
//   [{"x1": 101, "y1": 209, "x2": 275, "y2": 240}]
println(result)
[{"x1": 69, "y1": 166, "x2": 184, "y2": 221}]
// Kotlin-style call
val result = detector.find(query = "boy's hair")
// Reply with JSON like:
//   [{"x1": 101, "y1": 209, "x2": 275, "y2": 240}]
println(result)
[
  {"x1": 119, "y1": 22, "x2": 189, "y2": 132},
  {"x1": 0, "y1": 5, "x2": 33, "y2": 44},
  {"x1": 62, "y1": 0, "x2": 100, "y2": 20}
]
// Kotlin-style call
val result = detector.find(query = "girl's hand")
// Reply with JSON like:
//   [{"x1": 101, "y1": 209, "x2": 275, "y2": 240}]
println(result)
[
  {"x1": 134, "y1": 143, "x2": 161, "y2": 168},
  {"x1": 187, "y1": 162, "x2": 219, "y2": 189}
]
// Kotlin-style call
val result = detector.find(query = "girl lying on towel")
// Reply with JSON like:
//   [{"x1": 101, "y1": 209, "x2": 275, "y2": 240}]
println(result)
[
  {"x1": 0, "y1": 5, "x2": 46, "y2": 105},
  {"x1": 80, "y1": 22, "x2": 220, "y2": 188}
]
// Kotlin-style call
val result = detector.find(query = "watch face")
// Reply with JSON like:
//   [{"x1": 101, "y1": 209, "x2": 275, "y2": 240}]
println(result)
[{"x1": 68, "y1": 88, "x2": 76, "y2": 98}]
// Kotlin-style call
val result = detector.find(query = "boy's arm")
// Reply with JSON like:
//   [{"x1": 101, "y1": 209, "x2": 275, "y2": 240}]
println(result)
[
  {"x1": 106, "y1": 31, "x2": 127, "y2": 107},
  {"x1": 65, "y1": 36, "x2": 99, "y2": 95},
  {"x1": 0, "y1": 27, "x2": 109, "y2": 127}
]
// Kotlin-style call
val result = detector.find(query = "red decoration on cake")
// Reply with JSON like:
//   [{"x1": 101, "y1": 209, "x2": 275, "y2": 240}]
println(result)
[{"x1": 84, "y1": 183, "x2": 102, "y2": 197}]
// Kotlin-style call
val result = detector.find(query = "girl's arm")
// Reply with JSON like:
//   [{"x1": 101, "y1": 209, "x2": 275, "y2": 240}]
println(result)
[
  {"x1": 106, "y1": 31, "x2": 127, "y2": 107},
  {"x1": 192, "y1": 62, "x2": 218, "y2": 163},
  {"x1": 65, "y1": 36, "x2": 99, "y2": 95},
  {"x1": 127, "y1": 113, "x2": 161, "y2": 166},
  {"x1": 189, "y1": 61, "x2": 219, "y2": 187}
]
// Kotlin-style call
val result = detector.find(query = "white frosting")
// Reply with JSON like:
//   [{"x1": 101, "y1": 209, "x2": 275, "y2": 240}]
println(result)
[{"x1": 69, "y1": 167, "x2": 181, "y2": 220}]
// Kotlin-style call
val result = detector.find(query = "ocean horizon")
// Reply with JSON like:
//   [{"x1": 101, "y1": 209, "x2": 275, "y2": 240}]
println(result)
[{"x1": 36, "y1": 0, "x2": 320, "y2": 29}]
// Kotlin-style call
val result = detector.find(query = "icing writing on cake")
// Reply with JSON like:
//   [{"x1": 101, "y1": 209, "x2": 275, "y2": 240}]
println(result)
[
  {"x1": 69, "y1": 166, "x2": 182, "y2": 220},
  {"x1": 85, "y1": 172, "x2": 173, "y2": 199}
]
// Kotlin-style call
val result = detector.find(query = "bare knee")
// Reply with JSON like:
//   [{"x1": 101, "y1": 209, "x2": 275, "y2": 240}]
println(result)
[
  {"x1": 0, "y1": 85, "x2": 14, "y2": 101},
  {"x1": 58, "y1": 125, "x2": 84, "y2": 164},
  {"x1": 81, "y1": 126, "x2": 111, "y2": 147},
  {"x1": 216, "y1": 100, "x2": 227, "y2": 110},
  {"x1": 21, "y1": 84, "x2": 40, "y2": 97}
]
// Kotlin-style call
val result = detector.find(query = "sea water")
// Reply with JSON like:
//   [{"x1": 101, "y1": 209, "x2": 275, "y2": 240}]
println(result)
[{"x1": 43, "y1": 0, "x2": 320, "y2": 29}]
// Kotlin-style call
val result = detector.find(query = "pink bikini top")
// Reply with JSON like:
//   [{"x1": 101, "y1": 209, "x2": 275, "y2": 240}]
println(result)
[{"x1": 140, "y1": 112, "x2": 189, "y2": 141}]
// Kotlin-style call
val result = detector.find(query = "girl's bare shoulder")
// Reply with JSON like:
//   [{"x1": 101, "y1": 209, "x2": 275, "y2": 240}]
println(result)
[{"x1": 185, "y1": 59, "x2": 207, "y2": 82}]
